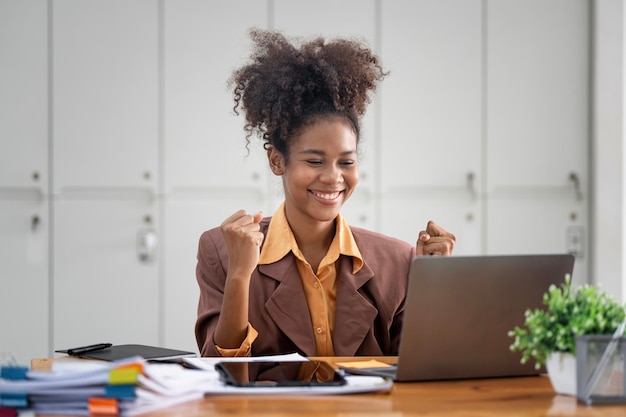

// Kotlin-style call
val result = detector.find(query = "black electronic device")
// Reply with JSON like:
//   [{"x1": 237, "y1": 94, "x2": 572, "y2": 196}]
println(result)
[{"x1": 215, "y1": 360, "x2": 347, "y2": 387}]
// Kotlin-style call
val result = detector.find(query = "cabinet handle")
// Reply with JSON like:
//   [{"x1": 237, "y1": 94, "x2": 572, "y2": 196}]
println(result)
[
  {"x1": 31, "y1": 215, "x2": 40, "y2": 232},
  {"x1": 492, "y1": 173, "x2": 585, "y2": 200},
  {"x1": 385, "y1": 172, "x2": 479, "y2": 200},
  {"x1": 568, "y1": 172, "x2": 583, "y2": 201},
  {"x1": 466, "y1": 172, "x2": 477, "y2": 200},
  {"x1": 137, "y1": 228, "x2": 158, "y2": 263}
]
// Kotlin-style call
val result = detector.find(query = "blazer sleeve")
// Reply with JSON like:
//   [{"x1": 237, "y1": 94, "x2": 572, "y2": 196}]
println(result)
[{"x1": 194, "y1": 228, "x2": 229, "y2": 356}]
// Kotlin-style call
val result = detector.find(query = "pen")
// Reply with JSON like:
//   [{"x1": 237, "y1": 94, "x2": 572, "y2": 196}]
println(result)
[{"x1": 67, "y1": 343, "x2": 113, "y2": 356}]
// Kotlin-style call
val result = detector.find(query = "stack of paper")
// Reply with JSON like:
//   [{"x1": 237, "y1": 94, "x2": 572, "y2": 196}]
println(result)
[
  {"x1": 0, "y1": 356, "x2": 208, "y2": 416},
  {"x1": 1, "y1": 353, "x2": 392, "y2": 415}
]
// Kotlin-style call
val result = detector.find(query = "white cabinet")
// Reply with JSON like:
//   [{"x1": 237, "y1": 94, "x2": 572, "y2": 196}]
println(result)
[
  {"x1": 51, "y1": 0, "x2": 161, "y2": 349},
  {"x1": 0, "y1": 0, "x2": 48, "y2": 191},
  {"x1": 378, "y1": 0, "x2": 589, "y2": 286},
  {"x1": 163, "y1": 0, "x2": 268, "y2": 198},
  {"x1": 0, "y1": 0, "x2": 49, "y2": 364},
  {"x1": 162, "y1": 0, "x2": 268, "y2": 352},
  {"x1": 380, "y1": 0, "x2": 483, "y2": 249},
  {"x1": 0, "y1": 0, "x2": 593, "y2": 361},
  {"x1": 53, "y1": 200, "x2": 159, "y2": 348},
  {"x1": 487, "y1": 0, "x2": 589, "y2": 190},
  {"x1": 0, "y1": 201, "x2": 49, "y2": 364},
  {"x1": 52, "y1": 0, "x2": 159, "y2": 191},
  {"x1": 486, "y1": 0, "x2": 589, "y2": 284}
]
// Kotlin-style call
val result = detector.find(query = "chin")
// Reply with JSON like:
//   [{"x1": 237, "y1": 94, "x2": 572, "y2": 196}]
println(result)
[{"x1": 309, "y1": 206, "x2": 342, "y2": 222}]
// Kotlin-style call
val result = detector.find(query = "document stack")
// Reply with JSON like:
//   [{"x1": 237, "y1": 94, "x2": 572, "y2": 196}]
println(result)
[{"x1": 0, "y1": 356, "x2": 210, "y2": 416}]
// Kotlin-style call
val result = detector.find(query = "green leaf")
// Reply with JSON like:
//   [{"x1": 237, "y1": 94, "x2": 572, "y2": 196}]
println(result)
[{"x1": 508, "y1": 274, "x2": 626, "y2": 368}]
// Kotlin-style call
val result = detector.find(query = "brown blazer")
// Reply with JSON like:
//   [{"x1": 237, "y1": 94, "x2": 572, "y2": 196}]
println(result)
[{"x1": 195, "y1": 217, "x2": 415, "y2": 357}]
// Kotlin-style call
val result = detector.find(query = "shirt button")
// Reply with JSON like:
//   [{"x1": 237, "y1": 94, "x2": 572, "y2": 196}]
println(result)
[
  {"x1": 316, "y1": 327, "x2": 323, "y2": 334},
  {"x1": 314, "y1": 282, "x2": 320, "y2": 289}
]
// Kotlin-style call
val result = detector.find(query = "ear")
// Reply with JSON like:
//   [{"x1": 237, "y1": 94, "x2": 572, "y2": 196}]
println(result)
[{"x1": 267, "y1": 146, "x2": 285, "y2": 176}]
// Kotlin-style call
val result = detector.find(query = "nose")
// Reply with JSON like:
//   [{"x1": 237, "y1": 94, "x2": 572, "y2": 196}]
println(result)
[{"x1": 320, "y1": 164, "x2": 343, "y2": 184}]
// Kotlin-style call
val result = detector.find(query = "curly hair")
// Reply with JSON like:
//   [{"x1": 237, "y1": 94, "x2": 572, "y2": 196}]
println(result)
[{"x1": 229, "y1": 28, "x2": 387, "y2": 158}]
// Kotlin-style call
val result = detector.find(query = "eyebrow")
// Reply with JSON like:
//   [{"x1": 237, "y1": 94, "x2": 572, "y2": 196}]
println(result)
[{"x1": 298, "y1": 149, "x2": 357, "y2": 156}]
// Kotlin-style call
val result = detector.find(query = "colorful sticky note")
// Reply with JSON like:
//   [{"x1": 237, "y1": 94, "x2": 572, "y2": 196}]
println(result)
[
  {"x1": 0, "y1": 367, "x2": 28, "y2": 380},
  {"x1": 0, "y1": 406, "x2": 17, "y2": 417},
  {"x1": 0, "y1": 393, "x2": 27, "y2": 408},
  {"x1": 108, "y1": 367, "x2": 140, "y2": 385},
  {"x1": 88, "y1": 397, "x2": 118, "y2": 415},
  {"x1": 335, "y1": 360, "x2": 393, "y2": 369},
  {"x1": 105, "y1": 384, "x2": 136, "y2": 399}
]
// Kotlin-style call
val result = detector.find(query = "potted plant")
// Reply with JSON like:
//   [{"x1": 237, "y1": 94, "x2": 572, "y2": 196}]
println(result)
[{"x1": 508, "y1": 274, "x2": 626, "y2": 396}]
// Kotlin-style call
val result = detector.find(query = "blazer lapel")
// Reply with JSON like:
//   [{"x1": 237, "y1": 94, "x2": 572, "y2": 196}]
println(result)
[
  {"x1": 258, "y1": 255, "x2": 317, "y2": 356},
  {"x1": 333, "y1": 256, "x2": 378, "y2": 355}
]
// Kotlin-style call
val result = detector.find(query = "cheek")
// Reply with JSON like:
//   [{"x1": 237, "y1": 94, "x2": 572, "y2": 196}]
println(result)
[
  {"x1": 284, "y1": 170, "x2": 314, "y2": 190},
  {"x1": 347, "y1": 169, "x2": 359, "y2": 187}
]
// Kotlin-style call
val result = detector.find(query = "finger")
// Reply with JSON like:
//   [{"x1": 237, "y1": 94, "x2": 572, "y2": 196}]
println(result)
[
  {"x1": 426, "y1": 220, "x2": 456, "y2": 240},
  {"x1": 222, "y1": 210, "x2": 262, "y2": 230},
  {"x1": 415, "y1": 230, "x2": 430, "y2": 256},
  {"x1": 252, "y1": 211, "x2": 263, "y2": 224},
  {"x1": 422, "y1": 237, "x2": 455, "y2": 256},
  {"x1": 221, "y1": 209, "x2": 248, "y2": 227}
]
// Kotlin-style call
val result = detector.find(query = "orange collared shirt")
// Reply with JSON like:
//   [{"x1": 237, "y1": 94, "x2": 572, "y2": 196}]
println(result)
[
  {"x1": 215, "y1": 203, "x2": 363, "y2": 357},
  {"x1": 258, "y1": 203, "x2": 363, "y2": 356}
]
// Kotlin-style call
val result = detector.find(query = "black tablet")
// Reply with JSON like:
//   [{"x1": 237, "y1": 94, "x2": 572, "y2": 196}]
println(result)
[{"x1": 215, "y1": 360, "x2": 347, "y2": 387}]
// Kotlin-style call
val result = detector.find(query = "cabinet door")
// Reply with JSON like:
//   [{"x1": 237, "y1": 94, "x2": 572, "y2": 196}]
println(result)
[
  {"x1": 382, "y1": 195, "x2": 480, "y2": 255},
  {"x1": 486, "y1": 0, "x2": 589, "y2": 284},
  {"x1": 487, "y1": 0, "x2": 589, "y2": 191},
  {"x1": 487, "y1": 197, "x2": 587, "y2": 286},
  {"x1": 162, "y1": 0, "x2": 269, "y2": 351},
  {"x1": 163, "y1": 0, "x2": 268, "y2": 200},
  {"x1": 380, "y1": 0, "x2": 482, "y2": 250},
  {"x1": 163, "y1": 200, "x2": 258, "y2": 352},
  {"x1": 52, "y1": 0, "x2": 158, "y2": 192},
  {"x1": 0, "y1": 0, "x2": 50, "y2": 364},
  {"x1": 53, "y1": 201, "x2": 159, "y2": 348},
  {"x1": 0, "y1": 0, "x2": 48, "y2": 191},
  {"x1": 0, "y1": 200, "x2": 49, "y2": 364}
]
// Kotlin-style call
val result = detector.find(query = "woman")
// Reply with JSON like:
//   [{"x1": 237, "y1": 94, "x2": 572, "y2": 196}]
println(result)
[{"x1": 195, "y1": 29, "x2": 456, "y2": 357}]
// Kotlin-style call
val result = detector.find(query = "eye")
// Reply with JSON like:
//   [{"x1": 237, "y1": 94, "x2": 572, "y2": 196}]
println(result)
[
  {"x1": 340, "y1": 159, "x2": 356, "y2": 166},
  {"x1": 306, "y1": 159, "x2": 323, "y2": 165}
]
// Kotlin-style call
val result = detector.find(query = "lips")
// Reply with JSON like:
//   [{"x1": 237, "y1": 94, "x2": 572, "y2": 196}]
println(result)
[{"x1": 311, "y1": 190, "x2": 343, "y2": 200}]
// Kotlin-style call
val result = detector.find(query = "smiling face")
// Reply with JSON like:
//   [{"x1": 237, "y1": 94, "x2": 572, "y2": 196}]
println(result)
[{"x1": 268, "y1": 116, "x2": 359, "y2": 230}]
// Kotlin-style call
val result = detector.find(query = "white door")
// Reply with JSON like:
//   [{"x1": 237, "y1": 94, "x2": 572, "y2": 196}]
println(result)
[
  {"x1": 162, "y1": 0, "x2": 268, "y2": 351},
  {"x1": 486, "y1": 0, "x2": 589, "y2": 284},
  {"x1": 0, "y1": 201, "x2": 49, "y2": 364},
  {"x1": 51, "y1": 0, "x2": 161, "y2": 349},
  {"x1": 52, "y1": 0, "x2": 159, "y2": 192},
  {"x1": 0, "y1": 0, "x2": 50, "y2": 364},
  {"x1": 380, "y1": 0, "x2": 483, "y2": 250},
  {"x1": 53, "y1": 200, "x2": 160, "y2": 348}
]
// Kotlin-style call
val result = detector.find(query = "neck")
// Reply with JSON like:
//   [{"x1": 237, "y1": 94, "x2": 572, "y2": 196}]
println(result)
[{"x1": 284, "y1": 208, "x2": 337, "y2": 267}]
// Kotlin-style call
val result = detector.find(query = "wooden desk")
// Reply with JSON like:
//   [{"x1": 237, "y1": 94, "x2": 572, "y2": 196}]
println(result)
[{"x1": 32, "y1": 357, "x2": 626, "y2": 416}]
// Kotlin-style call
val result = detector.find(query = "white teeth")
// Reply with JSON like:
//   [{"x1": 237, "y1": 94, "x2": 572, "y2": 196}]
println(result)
[{"x1": 313, "y1": 191, "x2": 341, "y2": 200}]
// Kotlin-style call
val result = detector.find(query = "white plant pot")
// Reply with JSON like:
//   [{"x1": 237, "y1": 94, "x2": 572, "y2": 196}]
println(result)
[{"x1": 545, "y1": 352, "x2": 577, "y2": 396}]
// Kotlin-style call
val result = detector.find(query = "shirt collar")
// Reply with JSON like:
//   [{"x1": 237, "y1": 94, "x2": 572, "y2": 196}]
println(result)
[{"x1": 259, "y1": 202, "x2": 363, "y2": 274}]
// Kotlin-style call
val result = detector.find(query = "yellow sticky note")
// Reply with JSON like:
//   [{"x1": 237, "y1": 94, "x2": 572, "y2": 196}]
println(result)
[
  {"x1": 108, "y1": 367, "x2": 140, "y2": 385},
  {"x1": 335, "y1": 359, "x2": 393, "y2": 369}
]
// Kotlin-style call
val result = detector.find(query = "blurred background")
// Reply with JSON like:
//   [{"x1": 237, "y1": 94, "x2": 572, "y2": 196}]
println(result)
[{"x1": 1, "y1": 0, "x2": 624, "y2": 364}]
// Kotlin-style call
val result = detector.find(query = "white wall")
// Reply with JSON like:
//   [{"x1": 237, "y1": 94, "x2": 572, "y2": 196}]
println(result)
[{"x1": 593, "y1": 0, "x2": 626, "y2": 300}]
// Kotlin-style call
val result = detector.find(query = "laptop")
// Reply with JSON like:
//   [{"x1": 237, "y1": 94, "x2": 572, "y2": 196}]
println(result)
[{"x1": 345, "y1": 254, "x2": 575, "y2": 382}]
